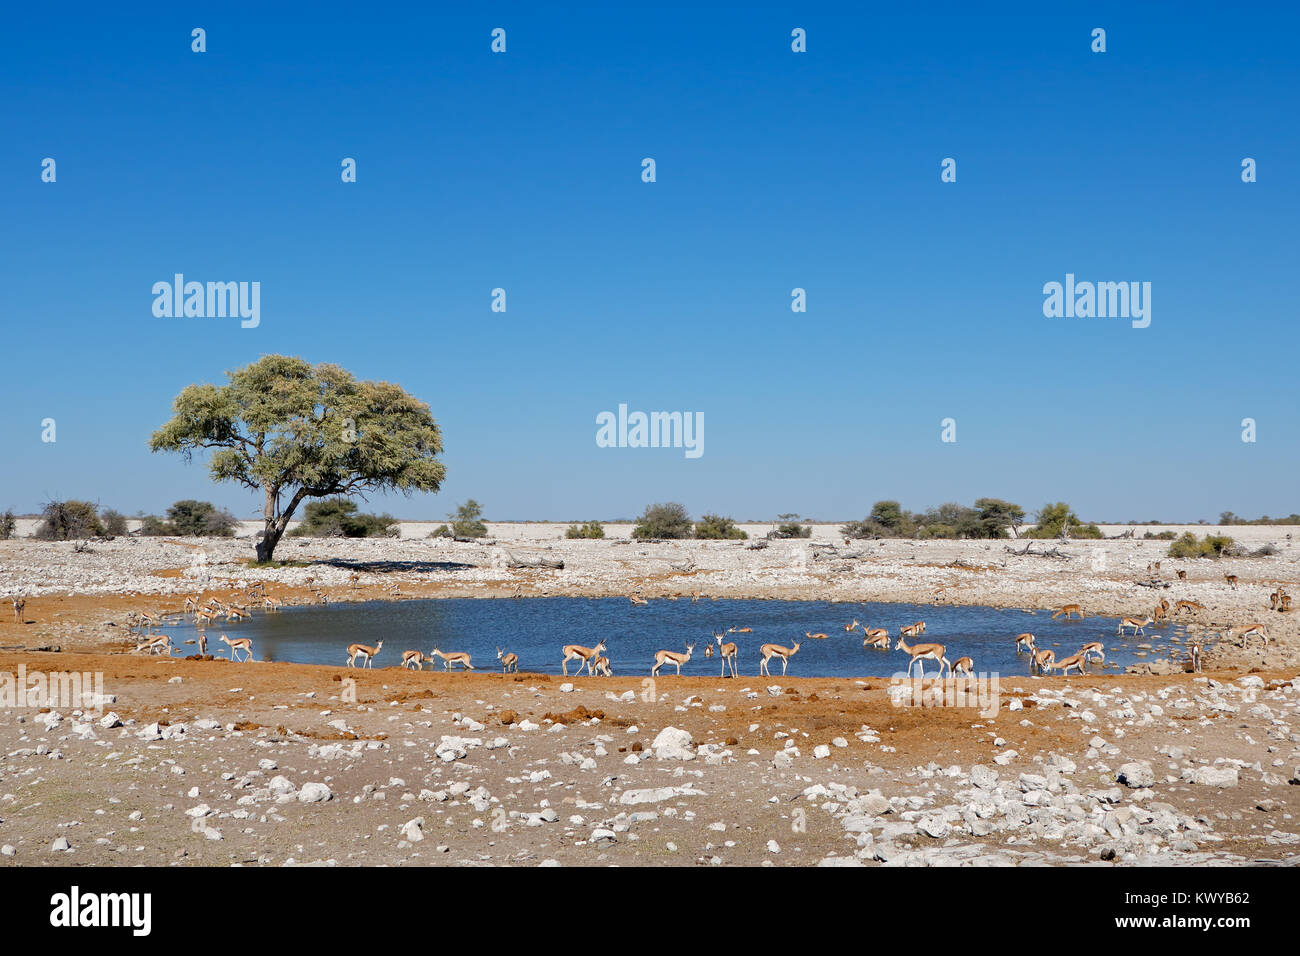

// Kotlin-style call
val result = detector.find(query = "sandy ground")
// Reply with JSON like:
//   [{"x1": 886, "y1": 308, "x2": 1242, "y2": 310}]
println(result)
[{"x1": 1, "y1": 527, "x2": 1297, "y2": 867}]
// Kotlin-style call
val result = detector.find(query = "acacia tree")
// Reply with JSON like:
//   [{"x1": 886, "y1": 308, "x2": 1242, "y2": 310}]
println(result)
[{"x1": 149, "y1": 355, "x2": 445, "y2": 562}]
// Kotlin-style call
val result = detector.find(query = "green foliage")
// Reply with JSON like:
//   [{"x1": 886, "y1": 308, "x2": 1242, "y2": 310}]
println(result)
[
  {"x1": 449, "y1": 500, "x2": 488, "y2": 538},
  {"x1": 970, "y1": 497, "x2": 1026, "y2": 538},
  {"x1": 566, "y1": 521, "x2": 606, "y2": 539},
  {"x1": 0, "y1": 510, "x2": 15, "y2": 540},
  {"x1": 428, "y1": 524, "x2": 453, "y2": 538},
  {"x1": 149, "y1": 354, "x2": 445, "y2": 561},
  {"x1": 1024, "y1": 502, "x2": 1102, "y2": 539},
  {"x1": 100, "y1": 509, "x2": 129, "y2": 536},
  {"x1": 1168, "y1": 532, "x2": 1235, "y2": 559},
  {"x1": 139, "y1": 515, "x2": 173, "y2": 536},
  {"x1": 772, "y1": 513, "x2": 811, "y2": 539},
  {"x1": 1144, "y1": 530, "x2": 1177, "y2": 540},
  {"x1": 291, "y1": 498, "x2": 398, "y2": 538},
  {"x1": 1218, "y1": 511, "x2": 1300, "y2": 525},
  {"x1": 34, "y1": 500, "x2": 104, "y2": 540},
  {"x1": 166, "y1": 499, "x2": 237, "y2": 537},
  {"x1": 842, "y1": 517, "x2": 889, "y2": 539},
  {"x1": 632, "y1": 502, "x2": 693, "y2": 540},
  {"x1": 694, "y1": 514, "x2": 748, "y2": 539}
]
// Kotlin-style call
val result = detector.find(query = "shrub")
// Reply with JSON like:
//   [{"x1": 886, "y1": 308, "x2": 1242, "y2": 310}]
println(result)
[
  {"x1": 292, "y1": 498, "x2": 397, "y2": 538},
  {"x1": 34, "y1": 500, "x2": 104, "y2": 540},
  {"x1": 166, "y1": 500, "x2": 237, "y2": 537},
  {"x1": 632, "y1": 502, "x2": 693, "y2": 540},
  {"x1": 449, "y1": 500, "x2": 488, "y2": 539},
  {"x1": 970, "y1": 498, "x2": 1026, "y2": 538},
  {"x1": 1168, "y1": 532, "x2": 1235, "y2": 559},
  {"x1": 0, "y1": 510, "x2": 15, "y2": 540},
  {"x1": 100, "y1": 509, "x2": 129, "y2": 536},
  {"x1": 566, "y1": 521, "x2": 605, "y2": 539},
  {"x1": 842, "y1": 518, "x2": 889, "y2": 539},
  {"x1": 1025, "y1": 502, "x2": 1102, "y2": 540},
  {"x1": 771, "y1": 513, "x2": 811, "y2": 539},
  {"x1": 139, "y1": 515, "x2": 174, "y2": 536},
  {"x1": 1144, "y1": 530, "x2": 1177, "y2": 540},
  {"x1": 694, "y1": 514, "x2": 747, "y2": 539},
  {"x1": 428, "y1": 524, "x2": 453, "y2": 538}
]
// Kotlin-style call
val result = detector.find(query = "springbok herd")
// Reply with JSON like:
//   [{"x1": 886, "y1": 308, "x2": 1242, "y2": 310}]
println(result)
[{"x1": 6, "y1": 578, "x2": 1287, "y2": 679}]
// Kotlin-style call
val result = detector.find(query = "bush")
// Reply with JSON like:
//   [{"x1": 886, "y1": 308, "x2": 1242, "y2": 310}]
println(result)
[
  {"x1": 428, "y1": 524, "x2": 453, "y2": 538},
  {"x1": 0, "y1": 510, "x2": 15, "y2": 540},
  {"x1": 1025, "y1": 502, "x2": 1102, "y2": 539},
  {"x1": 566, "y1": 521, "x2": 605, "y2": 539},
  {"x1": 1168, "y1": 532, "x2": 1235, "y2": 559},
  {"x1": 34, "y1": 500, "x2": 104, "y2": 540},
  {"x1": 842, "y1": 518, "x2": 889, "y2": 539},
  {"x1": 449, "y1": 500, "x2": 488, "y2": 539},
  {"x1": 771, "y1": 513, "x2": 811, "y2": 539},
  {"x1": 1144, "y1": 530, "x2": 1177, "y2": 540},
  {"x1": 166, "y1": 500, "x2": 237, "y2": 537},
  {"x1": 632, "y1": 502, "x2": 693, "y2": 540},
  {"x1": 292, "y1": 498, "x2": 397, "y2": 538},
  {"x1": 694, "y1": 514, "x2": 747, "y2": 539},
  {"x1": 100, "y1": 509, "x2": 129, "y2": 536},
  {"x1": 139, "y1": 515, "x2": 174, "y2": 536}
]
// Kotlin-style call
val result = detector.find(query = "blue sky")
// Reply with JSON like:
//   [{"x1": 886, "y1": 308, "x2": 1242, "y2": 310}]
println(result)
[{"x1": 2, "y1": 2, "x2": 1297, "y2": 523}]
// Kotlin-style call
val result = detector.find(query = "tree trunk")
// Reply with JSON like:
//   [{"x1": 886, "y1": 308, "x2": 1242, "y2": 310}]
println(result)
[{"x1": 256, "y1": 486, "x2": 308, "y2": 564}]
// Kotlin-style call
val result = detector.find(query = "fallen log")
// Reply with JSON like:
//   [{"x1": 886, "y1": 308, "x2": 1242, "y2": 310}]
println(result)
[{"x1": 506, "y1": 556, "x2": 564, "y2": 570}]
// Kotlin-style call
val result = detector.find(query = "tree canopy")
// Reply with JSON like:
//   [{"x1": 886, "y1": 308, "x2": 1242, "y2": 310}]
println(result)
[{"x1": 149, "y1": 355, "x2": 444, "y2": 561}]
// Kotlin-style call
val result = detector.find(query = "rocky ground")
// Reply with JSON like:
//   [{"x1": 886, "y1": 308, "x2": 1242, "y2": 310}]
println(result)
[
  {"x1": 0, "y1": 655, "x2": 1297, "y2": 867},
  {"x1": 0, "y1": 527, "x2": 1297, "y2": 867}
]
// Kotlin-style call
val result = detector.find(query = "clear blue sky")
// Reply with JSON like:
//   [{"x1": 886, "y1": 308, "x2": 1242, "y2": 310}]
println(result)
[{"x1": 2, "y1": 2, "x2": 1297, "y2": 523}]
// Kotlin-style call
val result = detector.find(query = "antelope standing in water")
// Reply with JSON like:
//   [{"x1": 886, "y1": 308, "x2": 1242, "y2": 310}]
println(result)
[
  {"x1": 727, "y1": 626, "x2": 752, "y2": 634},
  {"x1": 346, "y1": 640, "x2": 382, "y2": 668},
  {"x1": 759, "y1": 641, "x2": 800, "y2": 677},
  {"x1": 497, "y1": 648, "x2": 519, "y2": 673},
  {"x1": 1044, "y1": 653, "x2": 1085, "y2": 676},
  {"x1": 951, "y1": 656, "x2": 974, "y2": 678},
  {"x1": 1117, "y1": 616, "x2": 1152, "y2": 637},
  {"x1": 560, "y1": 639, "x2": 606, "y2": 677},
  {"x1": 1188, "y1": 640, "x2": 1202, "y2": 672},
  {"x1": 1014, "y1": 633, "x2": 1036, "y2": 654},
  {"x1": 714, "y1": 632, "x2": 738, "y2": 678},
  {"x1": 1052, "y1": 604, "x2": 1085, "y2": 620},
  {"x1": 844, "y1": 619, "x2": 861, "y2": 633},
  {"x1": 402, "y1": 650, "x2": 427, "y2": 670},
  {"x1": 1031, "y1": 648, "x2": 1056, "y2": 673},
  {"x1": 862, "y1": 627, "x2": 890, "y2": 650},
  {"x1": 429, "y1": 647, "x2": 474, "y2": 670},
  {"x1": 651, "y1": 642, "x2": 695, "y2": 676},
  {"x1": 899, "y1": 621, "x2": 926, "y2": 638},
  {"x1": 804, "y1": 630, "x2": 829, "y2": 640},
  {"x1": 221, "y1": 634, "x2": 253, "y2": 662},
  {"x1": 1080, "y1": 641, "x2": 1106, "y2": 666},
  {"x1": 135, "y1": 634, "x2": 173, "y2": 655},
  {"x1": 895, "y1": 633, "x2": 948, "y2": 679},
  {"x1": 629, "y1": 595, "x2": 648, "y2": 607}
]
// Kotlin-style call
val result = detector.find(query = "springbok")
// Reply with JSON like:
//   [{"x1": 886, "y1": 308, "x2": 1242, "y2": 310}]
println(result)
[
  {"x1": 899, "y1": 622, "x2": 927, "y2": 638},
  {"x1": 221, "y1": 634, "x2": 253, "y2": 662},
  {"x1": 429, "y1": 647, "x2": 474, "y2": 671},
  {"x1": 1079, "y1": 641, "x2": 1106, "y2": 666},
  {"x1": 1174, "y1": 600, "x2": 1204, "y2": 615},
  {"x1": 1188, "y1": 640, "x2": 1202, "y2": 673},
  {"x1": 895, "y1": 633, "x2": 948, "y2": 679},
  {"x1": 135, "y1": 634, "x2": 173, "y2": 656},
  {"x1": 402, "y1": 650, "x2": 426, "y2": 670},
  {"x1": 759, "y1": 641, "x2": 801, "y2": 677},
  {"x1": 714, "y1": 632, "x2": 738, "y2": 678},
  {"x1": 346, "y1": 640, "x2": 383, "y2": 668},
  {"x1": 1117, "y1": 616, "x2": 1152, "y2": 637},
  {"x1": 497, "y1": 648, "x2": 519, "y2": 673},
  {"x1": 844, "y1": 620, "x2": 861, "y2": 633},
  {"x1": 651, "y1": 642, "x2": 695, "y2": 677},
  {"x1": 1031, "y1": 648, "x2": 1056, "y2": 673},
  {"x1": 10, "y1": 597, "x2": 25, "y2": 623},
  {"x1": 629, "y1": 595, "x2": 649, "y2": 607},
  {"x1": 1227, "y1": 623, "x2": 1268, "y2": 646},
  {"x1": 1052, "y1": 604, "x2": 1085, "y2": 620},
  {"x1": 727, "y1": 626, "x2": 753, "y2": 634},
  {"x1": 1014, "y1": 633, "x2": 1036, "y2": 654},
  {"x1": 1224, "y1": 574, "x2": 1238, "y2": 589},
  {"x1": 862, "y1": 627, "x2": 890, "y2": 650},
  {"x1": 590, "y1": 655, "x2": 614, "y2": 676},
  {"x1": 1044, "y1": 653, "x2": 1085, "y2": 676},
  {"x1": 1176, "y1": 569, "x2": 1187, "y2": 580},
  {"x1": 951, "y1": 656, "x2": 975, "y2": 677},
  {"x1": 561, "y1": 639, "x2": 606, "y2": 677},
  {"x1": 804, "y1": 631, "x2": 829, "y2": 640}
]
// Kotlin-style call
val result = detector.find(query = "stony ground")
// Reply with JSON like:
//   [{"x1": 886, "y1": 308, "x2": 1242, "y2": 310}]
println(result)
[
  {"x1": 0, "y1": 654, "x2": 1298, "y2": 867},
  {"x1": 0, "y1": 529, "x2": 1297, "y2": 867}
]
